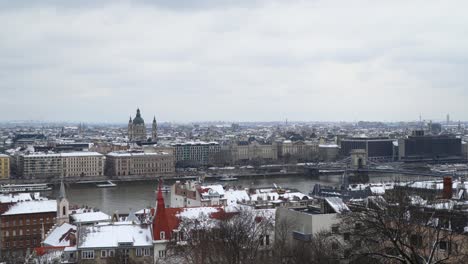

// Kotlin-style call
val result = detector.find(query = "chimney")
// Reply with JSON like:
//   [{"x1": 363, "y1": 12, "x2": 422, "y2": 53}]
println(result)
[{"x1": 443, "y1": 176, "x2": 453, "y2": 199}]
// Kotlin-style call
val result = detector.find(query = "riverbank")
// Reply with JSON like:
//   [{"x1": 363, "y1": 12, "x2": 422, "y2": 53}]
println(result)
[{"x1": 0, "y1": 171, "x2": 305, "y2": 185}]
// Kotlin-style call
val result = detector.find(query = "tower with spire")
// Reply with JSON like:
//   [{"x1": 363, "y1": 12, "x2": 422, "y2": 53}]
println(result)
[
  {"x1": 57, "y1": 180, "x2": 70, "y2": 225},
  {"x1": 152, "y1": 116, "x2": 158, "y2": 142},
  {"x1": 127, "y1": 108, "x2": 148, "y2": 142},
  {"x1": 152, "y1": 179, "x2": 171, "y2": 260}
]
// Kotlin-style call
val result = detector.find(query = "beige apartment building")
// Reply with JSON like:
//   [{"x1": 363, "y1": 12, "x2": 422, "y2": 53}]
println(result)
[
  {"x1": 105, "y1": 151, "x2": 175, "y2": 177},
  {"x1": 0, "y1": 154, "x2": 10, "y2": 179},
  {"x1": 229, "y1": 141, "x2": 278, "y2": 163},
  {"x1": 15, "y1": 152, "x2": 105, "y2": 179},
  {"x1": 61, "y1": 152, "x2": 105, "y2": 177},
  {"x1": 279, "y1": 140, "x2": 319, "y2": 162}
]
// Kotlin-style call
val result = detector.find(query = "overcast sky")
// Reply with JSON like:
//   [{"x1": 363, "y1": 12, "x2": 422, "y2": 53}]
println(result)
[{"x1": 0, "y1": 0, "x2": 467, "y2": 123}]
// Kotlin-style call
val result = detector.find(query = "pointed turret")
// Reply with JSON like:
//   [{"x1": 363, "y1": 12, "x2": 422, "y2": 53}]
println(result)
[
  {"x1": 58, "y1": 180, "x2": 66, "y2": 200},
  {"x1": 57, "y1": 180, "x2": 70, "y2": 225},
  {"x1": 152, "y1": 179, "x2": 170, "y2": 241},
  {"x1": 152, "y1": 116, "x2": 158, "y2": 142}
]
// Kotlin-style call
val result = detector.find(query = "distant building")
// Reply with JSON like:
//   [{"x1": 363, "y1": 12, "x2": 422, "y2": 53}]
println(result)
[
  {"x1": 227, "y1": 141, "x2": 278, "y2": 164},
  {"x1": 170, "y1": 181, "x2": 228, "y2": 208},
  {"x1": 0, "y1": 154, "x2": 10, "y2": 179},
  {"x1": 318, "y1": 144, "x2": 339, "y2": 161},
  {"x1": 14, "y1": 152, "x2": 105, "y2": 179},
  {"x1": 278, "y1": 140, "x2": 318, "y2": 162},
  {"x1": 340, "y1": 137, "x2": 394, "y2": 161},
  {"x1": 398, "y1": 130, "x2": 462, "y2": 162},
  {"x1": 105, "y1": 151, "x2": 175, "y2": 177},
  {"x1": 171, "y1": 141, "x2": 221, "y2": 167},
  {"x1": 128, "y1": 108, "x2": 157, "y2": 142}
]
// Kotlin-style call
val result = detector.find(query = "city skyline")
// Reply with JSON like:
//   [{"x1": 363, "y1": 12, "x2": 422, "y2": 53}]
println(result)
[{"x1": 1, "y1": 0, "x2": 467, "y2": 122}]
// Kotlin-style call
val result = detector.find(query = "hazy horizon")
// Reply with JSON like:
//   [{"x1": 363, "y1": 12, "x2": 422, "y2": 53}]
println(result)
[{"x1": 1, "y1": 0, "x2": 467, "y2": 122}]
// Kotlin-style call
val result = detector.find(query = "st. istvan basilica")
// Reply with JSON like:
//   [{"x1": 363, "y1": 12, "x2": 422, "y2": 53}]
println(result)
[{"x1": 128, "y1": 108, "x2": 157, "y2": 142}]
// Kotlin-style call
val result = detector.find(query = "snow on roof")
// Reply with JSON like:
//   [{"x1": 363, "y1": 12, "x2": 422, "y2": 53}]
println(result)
[
  {"x1": 43, "y1": 223, "x2": 77, "y2": 247},
  {"x1": 107, "y1": 151, "x2": 170, "y2": 157},
  {"x1": 78, "y1": 223, "x2": 152, "y2": 249},
  {"x1": 60, "y1": 152, "x2": 103, "y2": 157},
  {"x1": 319, "y1": 144, "x2": 339, "y2": 148},
  {"x1": 2, "y1": 200, "x2": 56, "y2": 216},
  {"x1": 177, "y1": 207, "x2": 220, "y2": 219},
  {"x1": 201, "y1": 185, "x2": 225, "y2": 196},
  {"x1": 224, "y1": 189, "x2": 250, "y2": 206},
  {"x1": 0, "y1": 154, "x2": 9, "y2": 158},
  {"x1": 71, "y1": 211, "x2": 111, "y2": 224},
  {"x1": 250, "y1": 191, "x2": 309, "y2": 202},
  {"x1": 0, "y1": 192, "x2": 44, "y2": 203},
  {"x1": 325, "y1": 197, "x2": 350, "y2": 213}
]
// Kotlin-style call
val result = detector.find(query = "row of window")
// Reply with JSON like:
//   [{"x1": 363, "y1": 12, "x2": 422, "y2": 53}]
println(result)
[
  {"x1": 81, "y1": 248, "x2": 152, "y2": 259},
  {"x1": 3, "y1": 239, "x2": 38, "y2": 248},
  {"x1": 3, "y1": 217, "x2": 52, "y2": 227}
]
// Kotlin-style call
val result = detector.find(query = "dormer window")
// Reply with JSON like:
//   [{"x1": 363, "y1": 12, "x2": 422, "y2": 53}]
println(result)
[{"x1": 160, "y1": 231, "x2": 165, "y2": 240}]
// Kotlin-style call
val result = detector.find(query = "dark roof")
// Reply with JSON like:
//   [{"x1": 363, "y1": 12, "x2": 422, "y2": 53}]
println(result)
[{"x1": 133, "y1": 109, "x2": 145, "y2": 125}]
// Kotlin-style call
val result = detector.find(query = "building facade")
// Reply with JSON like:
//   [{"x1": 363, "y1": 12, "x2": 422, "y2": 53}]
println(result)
[
  {"x1": 15, "y1": 152, "x2": 105, "y2": 179},
  {"x1": 0, "y1": 200, "x2": 57, "y2": 258},
  {"x1": 61, "y1": 152, "x2": 105, "y2": 178},
  {"x1": 278, "y1": 140, "x2": 318, "y2": 162},
  {"x1": 105, "y1": 151, "x2": 175, "y2": 177},
  {"x1": 171, "y1": 141, "x2": 221, "y2": 167},
  {"x1": 340, "y1": 137, "x2": 394, "y2": 161},
  {"x1": 398, "y1": 131, "x2": 462, "y2": 162},
  {"x1": 229, "y1": 141, "x2": 278, "y2": 164},
  {"x1": 0, "y1": 154, "x2": 10, "y2": 179}
]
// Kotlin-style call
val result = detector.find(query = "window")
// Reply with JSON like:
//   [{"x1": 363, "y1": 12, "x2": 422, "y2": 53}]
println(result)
[
  {"x1": 136, "y1": 248, "x2": 143, "y2": 257},
  {"x1": 5, "y1": 231, "x2": 8, "y2": 237},
  {"x1": 158, "y1": 250, "x2": 166, "y2": 258},
  {"x1": 265, "y1": 235, "x2": 270, "y2": 246},
  {"x1": 101, "y1": 250, "x2": 107, "y2": 258},
  {"x1": 19, "y1": 229, "x2": 23, "y2": 236},
  {"x1": 26, "y1": 219, "x2": 30, "y2": 225},
  {"x1": 331, "y1": 226, "x2": 339, "y2": 233},
  {"x1": 343, "y1": 233, "x2": 350, "y2": 241},
  {"x1": 160, "y1": 231, "x2": 165, "y2": 240},
  {"x1": 260, "y1": 236, "x2": 264, "y2": 246},
  {"x1": 439, "y1": 241, "x2": 451, "y2": 253},
  {"x1": 82, "y1": 251, "x2": 95, "y2": 259},
  {"x1": 410, "y1": 235, "x2": 423, "y2": 247},
  {"x1": 144, "y1": 248, "x2": 151, "y2": 256},
  {"x1": 109, "y1": 250, "x2": 115, "y2": 257}
]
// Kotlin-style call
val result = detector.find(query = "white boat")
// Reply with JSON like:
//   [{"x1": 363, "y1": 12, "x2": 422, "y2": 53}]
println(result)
[
  {"x1": 0, "y1": 183, "x2": 52, "y2": 193},
  {"x1": 96, "y1": 181, "x2": 117, "y2": 188},
  {"x1": 219, "y1": 176, "x2": 238, "y2": 182}
]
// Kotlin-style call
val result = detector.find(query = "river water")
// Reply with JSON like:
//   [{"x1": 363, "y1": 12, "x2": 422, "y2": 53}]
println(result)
[{"x1": 52, "y1": 173, "x2": 438, "y2": 215}]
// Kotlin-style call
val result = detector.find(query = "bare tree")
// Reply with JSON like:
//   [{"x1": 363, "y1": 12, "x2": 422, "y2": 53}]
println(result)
[
  {"x1": 166, "y1": 208, "x2": 274, "y2": 264},
  {"x1": 340, "y1": 195, "x2": 468, "y2": 264}
]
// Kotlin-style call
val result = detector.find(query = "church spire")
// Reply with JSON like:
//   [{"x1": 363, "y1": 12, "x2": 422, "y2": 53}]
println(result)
[
  {"x1": 152, "y1": 178, "x2": 169, "y2": 240},
  {"x1": 58, "y1": 180, "x2": 66, "y2": 200}
]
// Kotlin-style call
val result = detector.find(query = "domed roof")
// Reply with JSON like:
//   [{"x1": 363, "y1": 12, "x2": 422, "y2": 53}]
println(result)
[{"x1": 133, "y1": 109, "x2": 145, "y2": 125}]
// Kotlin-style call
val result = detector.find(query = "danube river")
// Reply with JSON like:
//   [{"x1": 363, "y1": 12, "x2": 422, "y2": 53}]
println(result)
[{"x1": 54, "y1": 173, "x2": 438, "y2": 214}]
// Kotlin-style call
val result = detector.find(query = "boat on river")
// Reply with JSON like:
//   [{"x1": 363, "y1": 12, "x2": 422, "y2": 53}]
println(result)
[
  {"x1": 219, "y1": 176, "x2": 238, "y2": 182},
  {"x1": 96, "y1": 181, "x2": 117, "y2": 188},
  {"x1": 0, "y1": 183, "x2": 52, "y2": 193}
]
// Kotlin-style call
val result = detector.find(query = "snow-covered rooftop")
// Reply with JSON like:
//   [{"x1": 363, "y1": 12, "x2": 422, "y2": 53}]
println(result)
[
  {"x1": 224, "y1": 189, "x2": 250, "y2": 206},
  {"x1": 78, "y1": 223, "x2": 152, "y2": 249},
  {"x1": 107, "y1": 151, "x2": 170, "y2": 157},
  {"x1": 177, "y1": 207, "x2": 220, "y2": 219},
  {"x1": 0, "y1": 192, "x2": 44, "y2": 203},
  {"x1": 2, "y1": 200, "x2": 56, "y2": 216},
  {"x1": 71, "y1": 211, "x2": 111, "y2": 224},
  {"x1": 43, "y1": 223, "x2": 77, "y2": 247}
]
